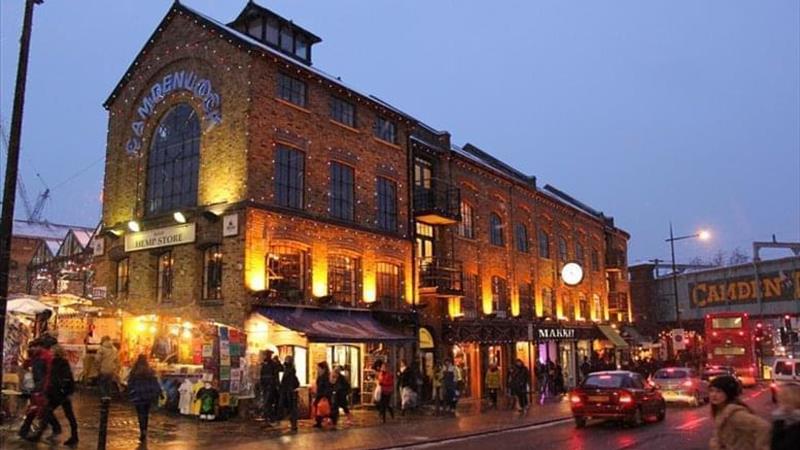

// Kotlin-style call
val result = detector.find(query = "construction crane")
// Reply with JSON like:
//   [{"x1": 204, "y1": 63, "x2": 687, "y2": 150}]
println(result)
[{"x1": 0, "y1": 120, "x2": 49, "y2": 221}]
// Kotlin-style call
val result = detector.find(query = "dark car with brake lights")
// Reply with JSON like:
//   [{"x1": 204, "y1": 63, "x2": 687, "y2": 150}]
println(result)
[{"x1": 569, "y1": 370, "x2": 666, "y2": 428}]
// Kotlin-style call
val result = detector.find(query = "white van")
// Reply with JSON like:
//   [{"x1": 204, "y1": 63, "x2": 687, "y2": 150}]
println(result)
[{"x1": 770, "y1": 358, "x2": 800, "y2": 403}]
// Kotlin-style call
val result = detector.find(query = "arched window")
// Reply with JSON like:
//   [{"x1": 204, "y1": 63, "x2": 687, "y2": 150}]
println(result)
[
  {"x1": 515, "y1": 223, "x2": 529, "y2": 253},
  {"x1": 146, "y1": 103, "x2": 200, "y2": 215},
  {"x1": 489, "y1": 213, "x2": 504, "y2": 246}
]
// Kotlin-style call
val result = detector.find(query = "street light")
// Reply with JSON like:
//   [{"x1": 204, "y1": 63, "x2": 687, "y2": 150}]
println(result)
[{"x1": 666, "y1": 223, "x2": 710, "y2": 329}]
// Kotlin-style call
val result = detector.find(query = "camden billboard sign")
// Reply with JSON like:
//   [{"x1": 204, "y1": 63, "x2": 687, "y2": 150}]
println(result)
[
  {"x1": 689, "y1": 269, "x2": 800, "y2": 308},
  {"x1": 124, "y1": 224, "x2": 196, "y2": 252}
]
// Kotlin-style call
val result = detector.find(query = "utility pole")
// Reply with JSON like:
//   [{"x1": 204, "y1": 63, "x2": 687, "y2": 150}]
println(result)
[{"x1": 0, "y1": 0, "x2": 44, "y2": 400}]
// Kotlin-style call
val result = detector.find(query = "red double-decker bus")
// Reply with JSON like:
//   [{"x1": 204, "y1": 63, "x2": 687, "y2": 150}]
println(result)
[{"x1": 704, "y1": 312, "x2": 757, "y2": 387}]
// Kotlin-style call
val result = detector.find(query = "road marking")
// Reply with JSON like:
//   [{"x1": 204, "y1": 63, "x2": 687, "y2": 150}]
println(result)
[
  {"x1": 387, "y1": 418, "x2": 574, "y2": 449},
  {"x1": 674, "y1": 416, "x2": 708, "y2": 431}
]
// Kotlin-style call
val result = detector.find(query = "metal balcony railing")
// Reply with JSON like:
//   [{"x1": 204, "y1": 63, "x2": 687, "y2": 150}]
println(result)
[
  {"x1": 413, "y1": 185, "x2": 461, "y2": 225},
  {"x1": 419, "y1": 257, "x2": 464, "y2": 296}
]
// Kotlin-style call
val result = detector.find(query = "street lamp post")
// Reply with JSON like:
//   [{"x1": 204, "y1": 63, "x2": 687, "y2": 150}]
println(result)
[{"x1": 665, "y1": 223, "x2": 710, "y2": 329}]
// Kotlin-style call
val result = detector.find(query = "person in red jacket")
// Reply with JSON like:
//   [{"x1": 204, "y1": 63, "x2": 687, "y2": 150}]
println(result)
[
  {"x1": 375, "y1": 359, "x2": 395, "y2": 423},
  {"x1": 18, "y1": 339, "x2": 60, "y2": 441}
]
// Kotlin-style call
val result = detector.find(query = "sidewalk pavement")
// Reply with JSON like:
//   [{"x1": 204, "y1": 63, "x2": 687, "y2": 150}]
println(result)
[{"x1": 0, "y1": 391, "x2": 571, "y2": 449}]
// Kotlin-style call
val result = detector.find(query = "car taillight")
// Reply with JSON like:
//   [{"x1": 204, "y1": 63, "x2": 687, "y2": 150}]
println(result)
[
  {"x1": 619, "y1": 393, "x2": 634, "y2": 404},
  {"x1": 570, "y1": 394, "x2": 582, "y2": 404},
  {"x1": 683, "y1": 380, "x2": 693, "y2": 388}
]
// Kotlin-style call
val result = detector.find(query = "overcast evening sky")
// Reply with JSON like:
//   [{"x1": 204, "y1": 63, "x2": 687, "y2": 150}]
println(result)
[{"x1": 1, "y1": 0, "x2": 798, "y2": 264}]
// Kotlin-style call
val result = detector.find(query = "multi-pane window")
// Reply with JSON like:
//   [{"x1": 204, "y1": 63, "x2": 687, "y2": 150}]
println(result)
[
  {"x1": 575, "y1": 243, "x2": 585, "y2": 266},
  {"x1": 591, "y1": 249, "x2": 600, "y2": 271},
  {"x1": 377, "y1": 177, "x2": 397, "y2": 231},
  {"x1": 519, "y1": 282, "x2": 533, "y2": 318},
  {"x1": 203, "y1": 246, "x2": 223, "y2": 300},
  {"x1": 280, "y1": 27, "x2": 293, "y2": 52},
  {"x1": 146, "y1": 103, "x2": 200, "y2": 215},
  {"x1": 515, "y1": 223, "x2": 529, "y2": 253},
  {"x1": 578, "y1": 294, "x2": 590, "y2": 320},
  {"x1": 274, "y1": 146, "x2": 304, "y2": 209},
  {"x1": 330, "y1": 97, "x2": 355, "y2": 127},
  {"x1": 330, "y1": 162, "x2": 354, "y2": 221},
  {"x1": 457, "y1": 202, "x2": 475, "y2": 239},
  {"x1": 157, "y1": 251, "x2": 173, "y2": 303},
  {"x1": 265, "y1": 18, "x2": 279, "y2": 45},
  {"x1": 328, "y1": 255, "x2": 359, "y2": 305},
  {"x1": 376, "y1": 262, "x2": 401, "y2": 307},
  {"x1": 267, "y1": 246, "x2": 307, "y2": 301},
  {"x1": 542, "y1": 288, "x2": 555, "y2": 318},
  {"x1": 561, "y1": 293, "x2": 573, "y2": 320},
  {"x1": 277, "y1": 73, "x2": 306, "y2": 107},
  {"x1": 491, "y1": 276, "x2": 508, "y2": 316},
  {"x1": 374, "y1": 117, "x2": 396, "y2": 144},
  {"x1": 593, "y1": 294, "x2": 602, "y2": 321},
  {"x1": 413, "y1": 158, "x2": 432, "y2": 189},
  {"x1": 116, "y1": 258, "x2": 129, "y2": 296},
  {"x1": 462, "y1": 274, "x2": 480, "y2": 319},
  {"x1": 489, "y1": 213, "x2": 504, "y2": 246},
  {"x1": 558, "y1": 236, "x2": 568, "y2": 262},
  {"x1": 538, "y1": 230, "x2": 550, "y2": 259}
]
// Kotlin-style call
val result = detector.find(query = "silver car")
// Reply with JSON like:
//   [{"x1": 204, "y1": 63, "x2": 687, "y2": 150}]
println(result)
[{"x1": 652, "y1": 367, "x2": 709, "y2": 406}]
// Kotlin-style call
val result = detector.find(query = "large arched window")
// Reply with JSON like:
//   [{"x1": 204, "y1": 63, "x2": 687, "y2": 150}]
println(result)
[
  {"x1": 489, "y1": 213, "x2": 504, "y2": 246},
  {"x1": 146, "y1": 103, "x2": 200, "y2": 215}
]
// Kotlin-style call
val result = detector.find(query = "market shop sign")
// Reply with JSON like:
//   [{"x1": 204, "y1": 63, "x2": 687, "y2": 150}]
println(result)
[
  {"x1": 126, "y1": 70, "x2": 222, "y2": 155},
  {"x1": 690, "y1": 269, "x2": 800, "y2": 308},
  {"x1": 124, "y1": 223, "x2": 196, "y2": 252},
  {"x1": 537, "y1": 327, "x2": 576, "y2": 340}
]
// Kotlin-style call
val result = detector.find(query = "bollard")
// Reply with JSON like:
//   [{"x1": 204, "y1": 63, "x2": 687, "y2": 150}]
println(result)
[{"x1": 97, "y1": 396, "x2": 110, "y2": 450}]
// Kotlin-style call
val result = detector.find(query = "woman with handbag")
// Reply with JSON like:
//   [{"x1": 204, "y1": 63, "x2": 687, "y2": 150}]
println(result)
[
  {"x1": 375, "y1": 359, "x2": 395, "y2": 423},
  {"x1": 313, "y1": 361, "x2": 337, "y2": 428}
]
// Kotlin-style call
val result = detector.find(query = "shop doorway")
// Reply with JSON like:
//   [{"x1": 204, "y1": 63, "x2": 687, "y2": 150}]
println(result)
[
  {"x1": 559, "y1": 342, "x2": 576, "y2": 390},
  {"x1": 327, "y1": 344, "x2": 361, "y2": 403}
]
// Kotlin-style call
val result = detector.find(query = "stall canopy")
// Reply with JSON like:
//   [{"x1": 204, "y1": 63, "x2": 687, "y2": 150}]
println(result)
[
  {"x1": 597, "y1": 324, "x2": 630, "y2": 349},
  {"x1": 622, "y1": 326, "x2": 653, "y2": 347},
  {"x1": 7, "y1": 297, "x2": 53, "y2": 315},
  {"x1": 257, "y1": 307, "x2": 413, "y2": 343}
]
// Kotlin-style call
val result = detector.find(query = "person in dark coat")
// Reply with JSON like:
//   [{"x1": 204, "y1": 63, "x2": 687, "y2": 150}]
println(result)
[
  {"x1": 278, "y1": 355, "x2": 300, "y2": 431},
  {"x1": 44, "y1": 345, "x2": 78, "y2": 446},
  {"x1": 332, "y1": 366, "x2": 352, "y2": 424},
  {"x1": 771, "y1": 382, "x2": 800, "y2": 450},
  {"x1": 19, "y1": 339, "x2": 60, "y2": 442},
  {"x1": 259, "y1": 350, "x2": 283, "y2": 424},
  {"x1": 313, "y1": 361, "x2": 337, "y2": 428},
  {"x1": 127, "y1": 355, "x2": 162, "y2": 443},
  {"x1": 509, "y1": 359, "x2": 530, "y2": 416}
]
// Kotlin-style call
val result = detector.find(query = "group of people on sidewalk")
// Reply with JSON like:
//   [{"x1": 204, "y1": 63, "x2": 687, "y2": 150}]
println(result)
[
  {"x1": 17, "y1": 333, "x2": 79, "y2": 446},
  {"x1": 258, "y1": 349, "x2": 302, "y2": 430}
]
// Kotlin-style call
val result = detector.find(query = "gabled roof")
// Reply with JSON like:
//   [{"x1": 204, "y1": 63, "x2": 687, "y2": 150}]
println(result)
[
  {"x1": 103, "y1": 2, "x2": 417, "y2": 125},
  {"x1": 13, "y1": 220, "x2": 93, "y2": 241}
]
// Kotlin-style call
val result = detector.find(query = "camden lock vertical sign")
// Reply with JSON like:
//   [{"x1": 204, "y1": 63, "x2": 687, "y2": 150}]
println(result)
[{"x1": 126, "y1": 70, "x2": 222, "y2": 155}]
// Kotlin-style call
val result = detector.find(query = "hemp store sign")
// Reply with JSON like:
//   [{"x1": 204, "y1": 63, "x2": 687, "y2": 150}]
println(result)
[
  {"x1": 124, "y1": 224, "x2": 196, "y2": 252},
  {"x1": 126, "y1": 70, "x2": 222, "y2": 155}
]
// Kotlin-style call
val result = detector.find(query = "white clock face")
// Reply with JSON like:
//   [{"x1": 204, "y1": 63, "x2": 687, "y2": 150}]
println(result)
[{"x1": 561, "y1": 262, "x2": 584, "y2": 286}]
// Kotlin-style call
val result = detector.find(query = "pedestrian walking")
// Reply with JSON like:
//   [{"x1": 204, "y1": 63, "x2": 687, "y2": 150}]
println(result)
[
  {"x1": 313, "y1": 361, "x2": 337, "y2": 428},
  {"x1": 398, "y1": 360, "x2": 416, "y2": 415},
  {"x1": 579, "y1": 357, "x2": 591, "y2": 384},
  {"x1": 95, "y1": 336, "x2": 119, "y2": 398},
  {"x1": 279, "y1": 355, "x2": 300, "y2": 431},
  {"x1": 442, "y1": 359, "x2": 458, "y2": 412},
  {"x1": 375, "y1": 359, "x2": 395, "y2": 423},
  {"x1": 431, "y1": 362, "x2": 444, "y2": 415},
  {"x1": 770, "y1": 382, "x2": 800, "y2": 450},
  {"x1": 46, "y1": 345, "x2": 78, "y2": 446},
  {"x1": 509, "y1": 359, "x2": 530, "y2": 416},
  {"x1": 332, "y1": 366, "x2": 353, "y2": 424},
  {"x1": 127, "y1": 355, "x2": 162, "y2": 443},
  {"x1": 708, "y1": 375, "x2": 769, "y2": 450},
  {"x1": 259, "y1": 349, "x2": 283, "y2": 424},
  {"x1": 554, "y1": 364, "x2": 565, "y2": 395},
  {"x1": 18, "y1": 339, "x2": 60, "y2": 442},
  {"x1": 485, "y1": 363, "x2": 500, "y2": 410}
]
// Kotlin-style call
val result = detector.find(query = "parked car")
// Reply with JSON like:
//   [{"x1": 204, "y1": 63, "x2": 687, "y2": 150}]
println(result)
[
  {"x1": 770, "y1": 358, "x2": 800, "y2": 403},
  {"x1": 569, "y1": 371, "x2": 666, "y2": 428},
  {"x1": 651, "y1": 367, "x2": 709, "y2": 406}
]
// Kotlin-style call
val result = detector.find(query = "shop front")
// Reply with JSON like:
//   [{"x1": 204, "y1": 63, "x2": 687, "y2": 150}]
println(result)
[
  {"x1": 248, "y1": 306, "x2": 414, "y2": 414},
  {"x1": 596, "y1": 323, "x2": 630, "y2": 368},
  {"x1": 535, "y1": 324, "x2": 598, "y2": 390}
]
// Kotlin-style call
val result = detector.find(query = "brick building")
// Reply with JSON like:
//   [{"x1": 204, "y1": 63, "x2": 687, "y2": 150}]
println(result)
[
  {"x1": 9, "y1": 220, "x2": 96, "y2": 297},
  {"x1": 93, "y1": 2, "x2": 631, "y2": 403}
]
